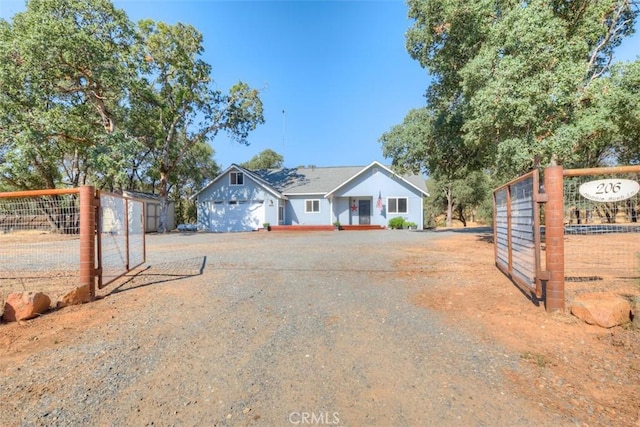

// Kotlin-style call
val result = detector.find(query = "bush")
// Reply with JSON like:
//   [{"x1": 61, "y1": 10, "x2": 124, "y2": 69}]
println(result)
[{"x1": 388, "y1": 217, "x2": 405, "y2": 229}]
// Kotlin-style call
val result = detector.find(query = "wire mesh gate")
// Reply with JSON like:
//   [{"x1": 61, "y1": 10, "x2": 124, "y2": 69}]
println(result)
[
  {"x1": 0, "y1": 186, "x2": 145, "y2": 301},
  {"x1": 97, "y1": 191, "x2": 146, "y2": 289},
  {"x1": 494, "y1": 165, "x2": 640, "y2": 312}
]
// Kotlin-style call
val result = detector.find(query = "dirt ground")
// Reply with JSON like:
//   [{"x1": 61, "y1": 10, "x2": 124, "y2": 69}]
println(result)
[
  {"x1": 404, "y1": 228, "x2": 640, "y2": 426},
  {"x1": 1, "y1": 228, "x2": 639, "y2": 425}
]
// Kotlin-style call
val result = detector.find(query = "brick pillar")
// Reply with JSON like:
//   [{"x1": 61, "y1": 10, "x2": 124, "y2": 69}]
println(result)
[
  {"x1": 544, "y1": 166, "x2": 565, "y2": 312},
  {"x1": 79, "y1": 186, "x2": 96, "y2": 300}
]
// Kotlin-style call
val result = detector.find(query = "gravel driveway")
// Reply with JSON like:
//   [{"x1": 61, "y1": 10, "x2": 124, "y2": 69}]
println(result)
[{"x1": 1, "y1": 230, "x2": 567, "y2": 426}]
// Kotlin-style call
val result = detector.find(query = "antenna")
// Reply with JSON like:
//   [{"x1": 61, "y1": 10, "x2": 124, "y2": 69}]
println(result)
[{"x1": 282, "y1": 109, "x2": 286, "y2": 152}]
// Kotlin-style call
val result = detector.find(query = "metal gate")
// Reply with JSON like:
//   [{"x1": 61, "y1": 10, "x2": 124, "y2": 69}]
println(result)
[
  {"x1": 494, "y1": 165, "x2": 640, "y2": 312},
  {"x1": 493, "y1": 170, "x2": 544, "y2": 298},
  {"x1": 97, "y1": 191, "x2": 146, "y2": 289},
  {"x1": 0, "y1": 186, "x2": 145, "y2": 301}
]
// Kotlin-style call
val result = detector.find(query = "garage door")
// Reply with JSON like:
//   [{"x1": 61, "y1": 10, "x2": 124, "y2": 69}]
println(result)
[{"x1": 208, "y1": 200, "x2": 264, "y2": 232}]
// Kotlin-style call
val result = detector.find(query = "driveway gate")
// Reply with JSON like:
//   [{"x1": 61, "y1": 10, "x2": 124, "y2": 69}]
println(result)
[
  {"x1": 0, "y1": 186, "x2": 145, "y2": 300},
  {"x1": 494, "y1": 165, "x2": 640, "y2": 312}
]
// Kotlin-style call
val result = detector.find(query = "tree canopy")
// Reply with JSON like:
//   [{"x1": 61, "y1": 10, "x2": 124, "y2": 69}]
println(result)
[
  {"x1": 388, "y1": 0, "x2": 639, "y2": 182},
  {"x1": 381, "y1": 0, "x2": 639, "y2": 224},
  {"x1": 0, "y1": 0, "x2": 264, "y2": 231},
  {"x1": 241, "y1": 149, "x2": 284, "y2": 170}
]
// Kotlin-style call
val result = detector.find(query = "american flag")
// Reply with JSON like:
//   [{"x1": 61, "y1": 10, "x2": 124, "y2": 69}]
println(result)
[{"x1": 376, "y1": 191, "x2": 383, "y2": 210}]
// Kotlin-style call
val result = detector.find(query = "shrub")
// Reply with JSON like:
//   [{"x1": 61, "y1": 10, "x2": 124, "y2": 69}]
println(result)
[{"x1": 388, "y1": 217, "x2": 405, "y2": 229}]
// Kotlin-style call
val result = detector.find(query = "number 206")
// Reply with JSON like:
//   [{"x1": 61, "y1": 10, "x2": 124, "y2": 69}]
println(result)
[{"x1": 595, "y1": 182, "x2": 622, "y2": 194}]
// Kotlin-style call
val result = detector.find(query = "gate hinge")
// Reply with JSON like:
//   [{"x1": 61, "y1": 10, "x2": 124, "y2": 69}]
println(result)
[
  {"x1": 535, "y1": 194, "x2": 549, "y2": 203},
  {"x1": 536, "y1": 270, "x2": 550, "y2": 281}
]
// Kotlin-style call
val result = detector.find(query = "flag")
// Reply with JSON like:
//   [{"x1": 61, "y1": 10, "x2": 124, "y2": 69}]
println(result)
[{"x1": 376, "y1": 191, "x2": 383, "y2": 210}]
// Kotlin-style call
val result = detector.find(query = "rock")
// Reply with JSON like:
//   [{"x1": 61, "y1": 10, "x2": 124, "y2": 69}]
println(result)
[
  {"x1": 3, "y1": 292, "x2": 51, "y2": 322},
  {"x1": 57, "y1": 285, "x2": 91, "y2": 308},
  {"x1": 571, "y1": 293, "x2": 631, "y2": 328},
  {"x1": 632, "y1": 296, "x2": 640, "y2": 329},
  {"x1": 0, "y1": 291, "x2": 3, "y2": 319}
]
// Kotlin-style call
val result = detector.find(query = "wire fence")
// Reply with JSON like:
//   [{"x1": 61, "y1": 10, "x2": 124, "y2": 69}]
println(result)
[
  {"x1": 494, "y1": 165, "x2": 639, "y2": 312},
  {"x1": 0, "y1": 191, "x2": 81, "y2": 299},
  {"x1": 98, "y1": 192, "x2": 145, "y2": 288},
  {"x1": 562, "y1": 170, "x2": 640, "y2": 282},
  {"x1": 0, "y1": 188, "x2": 146, "y2": 306}
]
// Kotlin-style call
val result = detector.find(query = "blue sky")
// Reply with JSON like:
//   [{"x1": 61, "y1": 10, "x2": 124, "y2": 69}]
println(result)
[{"x1": 1, "y1": 1, "x2": 639, "y2": 170}]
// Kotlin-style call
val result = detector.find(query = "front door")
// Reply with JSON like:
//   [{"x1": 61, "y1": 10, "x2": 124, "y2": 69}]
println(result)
[{"x1": 358, "y1": 200, "x2": 371, "y2": 225}]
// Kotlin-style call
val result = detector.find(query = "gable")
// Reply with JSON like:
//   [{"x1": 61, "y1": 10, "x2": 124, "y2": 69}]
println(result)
[
  {"x1": 327, "y1": 165, "x2": 427, "y2": 199},
  {"x1": 325, "y1": 162, "x2": 428, "y2": 198},
  {"x1": 195, "y1": 165, "x2": 284, "y2": 201}
]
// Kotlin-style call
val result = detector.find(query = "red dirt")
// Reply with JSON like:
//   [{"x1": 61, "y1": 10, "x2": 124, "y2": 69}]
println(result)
[{"x1": 403, "y1": 229, "x2": 640, "y2": 426}]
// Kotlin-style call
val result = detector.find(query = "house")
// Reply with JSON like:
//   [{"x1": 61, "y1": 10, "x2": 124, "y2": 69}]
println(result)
[
  {"x1": 194, "y1": 161, "x2": 429, "y2": 232},
  {"x1": 122, "y1": 190, "x2": 176, "y2": 232}
]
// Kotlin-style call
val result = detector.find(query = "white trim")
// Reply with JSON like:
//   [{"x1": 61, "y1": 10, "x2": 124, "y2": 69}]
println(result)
[
  {"x1": 305, "y1": 199, "x2": 321, "y2": 213},
  {"x1": 192, "y1": 164, "x2": 287, "y2": 200},
  {"x1": 283, "y1": 192, "x2": 326, "y2": 196},
  {"x1": 387, "y1": 196, "x2": 408, "y2": 214},
  {"x1": 229, "y1": 171, "x2": 244, "y2": 186}
]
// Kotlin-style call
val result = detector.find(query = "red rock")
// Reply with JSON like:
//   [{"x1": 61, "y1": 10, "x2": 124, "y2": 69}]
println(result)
[
  {"x1": 3, "y1": 292, "x2": 51, "y2": 322},
  {"x1": 571, "y1": 293, "x2": 631, "y2": 328},
  {"x1": 57, "y1": 285, "x2": 91, "y2": 308}
]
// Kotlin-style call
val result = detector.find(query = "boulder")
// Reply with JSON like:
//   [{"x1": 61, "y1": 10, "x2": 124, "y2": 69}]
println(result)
[
  {"x1": 632, "y1": 296, "x2": 640, "y2": 330},
  {"x1": 571, "y1": 293, "x2": 631, "y2": 328},
  {"x1": 57, "y1": 285, "x2": 91, "y2": 308},
  {"x1": 3, "y1": 292, "x2": 51, "y2": 322}
]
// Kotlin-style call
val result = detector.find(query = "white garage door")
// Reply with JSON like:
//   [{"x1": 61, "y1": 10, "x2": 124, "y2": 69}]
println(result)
[{"x1": 208, "y1": 200, "x2": 264, "y2": 232}]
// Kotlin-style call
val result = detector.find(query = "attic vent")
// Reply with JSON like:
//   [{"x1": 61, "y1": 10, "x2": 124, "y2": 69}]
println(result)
[{"x1": 372, "y1": 168, "x2": 379, "y2": 175}]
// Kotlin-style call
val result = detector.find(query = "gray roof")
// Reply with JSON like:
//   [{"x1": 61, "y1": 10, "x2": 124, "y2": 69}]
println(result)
[
  {"x1": 255, "y1": 166, "x2": 363, "y2": 194},
  {"x1": 253, "y1": 163, "x2": 427, "y2": 196}
]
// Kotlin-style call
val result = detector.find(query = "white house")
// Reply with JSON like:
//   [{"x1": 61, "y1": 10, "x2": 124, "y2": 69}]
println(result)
[{"x1": 194, "y1": 161, "x2": 429, "y2": 232}]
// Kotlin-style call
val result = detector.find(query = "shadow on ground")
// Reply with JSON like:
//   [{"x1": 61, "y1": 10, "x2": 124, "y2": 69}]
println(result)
[{"x1": 108, "y1": 256, "x2": 207, "y2": 294}]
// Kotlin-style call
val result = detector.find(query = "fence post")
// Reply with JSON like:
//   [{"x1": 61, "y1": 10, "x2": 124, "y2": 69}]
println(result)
[
  {"x1": 79, "y1": 186, "x2": 97, "y2": 300},
  {"x1": 544, "y1": 166, "x2": 565, "y2": 312}
]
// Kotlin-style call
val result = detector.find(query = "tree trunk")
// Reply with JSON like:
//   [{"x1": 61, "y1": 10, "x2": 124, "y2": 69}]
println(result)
[
  {"x1": 158, "y1": 169, "x2": 169, "y2": 233},
  {"x1": 444, "y1": 185, "x2": 454, "y2": 227}
]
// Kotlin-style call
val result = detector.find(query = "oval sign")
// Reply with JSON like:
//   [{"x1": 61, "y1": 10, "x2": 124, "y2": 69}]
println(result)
[{"x1": 579, "y1": 179, "x2": 640, "y2": 202}]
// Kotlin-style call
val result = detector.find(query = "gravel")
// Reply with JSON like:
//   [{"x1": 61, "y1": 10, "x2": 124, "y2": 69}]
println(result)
[{"x1": 1, "y1": 229, "x2": 568, "y2": 426}]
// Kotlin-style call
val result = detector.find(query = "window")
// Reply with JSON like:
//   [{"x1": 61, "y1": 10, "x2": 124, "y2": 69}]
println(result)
[
  {"x1": 278, "y1": 206, "x2": 285, "y2": 224},
  {"x1": 387, "y1": 197, "x2": 408, "y2": 214},
  {"x1": 305, "y1": 199, "x2": 320, "y2": 213},
  {"x1": 230, "y1": 171, "x2": 244, "y2": 186}
]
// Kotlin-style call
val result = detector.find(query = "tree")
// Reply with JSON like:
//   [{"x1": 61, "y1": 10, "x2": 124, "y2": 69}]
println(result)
[
  {"x1": 240, "y1": 149, "x2": 284, "y2": 170},
  {"x1": 131, "y1": 20, "x2": 264, "y2": 232},
  {"x1": 0, "y1": 0, "x2": 137, "y2": 190},
  {"x1": 380, "y1": 107, "x2": 480, "y2": 226},
  {"x1": 403, "y1": 0, "x2": 639, "y2": 180}
]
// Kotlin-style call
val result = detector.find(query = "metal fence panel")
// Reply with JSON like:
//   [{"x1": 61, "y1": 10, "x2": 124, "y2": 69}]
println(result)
[
  {"x1": 562, "y1": 170, "x2": 640, "y2": 281},
  {"x1": 493, "y1": 170, "x2": 541, "y2": 296},
  {"x1": 0, "y1": 192, "x2": 81, "y2": 298},
  {"x1": 510, "y1": 177, "x2": 536, "y2": 286},
  {"x1": 128, "y1": 199, "x2": 145, "y2": 269},
  {"x1": 495, "y1": 188, "x2": 509, "y2": 270},
  {"x1": 99, "y1": 193, "x2": 127, "y2": 286}
]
